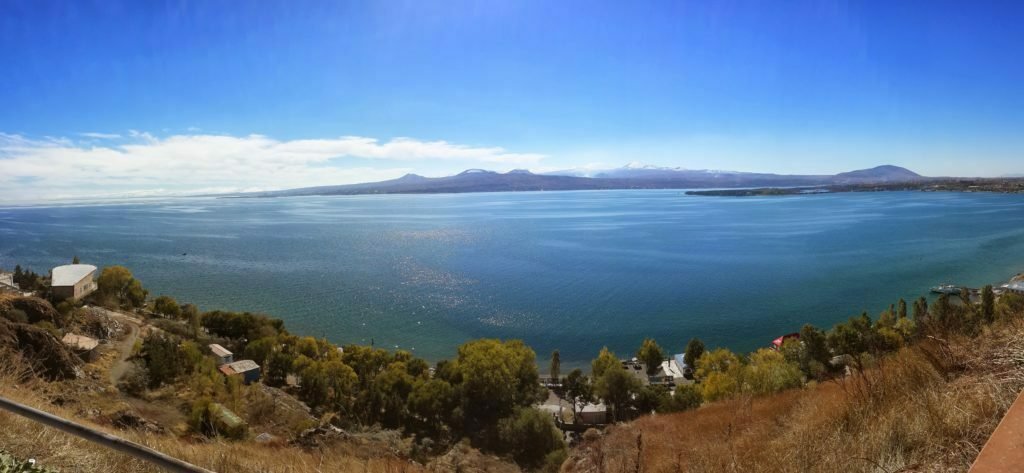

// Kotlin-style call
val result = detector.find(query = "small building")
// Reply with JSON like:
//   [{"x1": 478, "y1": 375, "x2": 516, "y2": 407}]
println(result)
[
  {"x1": 772, "y1": 333, "x2": 801, "y2": 350},
  {"x1": 208, "y1": 344, "x2": 233, "y2": 365},
  {"x1": 62, "y1": 333, "x2": 100, "y2": 362},
  {"x1": 579, "y1": 403, "x2": 608, "y2": 425},
  {"x1": 208, "y1": 402, "x2": 247, "y2": 439},
  {"x1": 660, "y1": 354, "x2": 689, "y2": 383},
  {"x1": 1002, "y1": 282, "x2": 1024, "y2": 296},
  {"x1": 218, "y1": 359, "x2": 261, "y2": 384},
  {"x1": 0, "y1": 272, "x2": 20, "y2": 295},
  {"x1": 51, "y1": 264, "x2": 98, "y2": 301}
]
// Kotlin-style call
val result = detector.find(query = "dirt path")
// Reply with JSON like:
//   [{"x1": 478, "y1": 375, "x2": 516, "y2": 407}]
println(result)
[{"x1": 88, "y1": 307, "x2": 141, "y2": 386}]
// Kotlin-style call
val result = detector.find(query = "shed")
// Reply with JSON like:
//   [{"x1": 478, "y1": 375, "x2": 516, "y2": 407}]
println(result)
[
  {"x1": 208, "y1": 402, "x2": 247, "y2": 439},
  {"x1": 219, "y1": 359, "x2": 261, "y2": 384},
  {"x1": 580, "y1": 403, "x2": 608, "y2": 425},
  {"x1": 62, "y1": 333, "x2": 100, "y2": 362},
  {"x1": 208, "y1": 344, "x2": 233, "y2": 365}
]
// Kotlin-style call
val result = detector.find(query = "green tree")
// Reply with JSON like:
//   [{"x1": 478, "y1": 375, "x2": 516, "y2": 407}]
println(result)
[
  {"x1": 371, "y1": 361, "x2": 415, "y2": 428},
  {"x1": 695, "y1": 348, "x2": 743, "y2": 401},
  {"x1": 912, "y1": 297, "x2": 928, "y2": 321},
  {"x1": 997, "y1": 293, "x2": 1024, "y2": 319},
  {"x1": 152, "y1": 295, "x2": 181, "y2": 318},
  {"x1": 342, "y1": 344, "x2": 392, "y2": 389},
  {"x1": 897, "y1": 298, "x2": 908, "y2": 319},
  {"x1": 591, "y1": 346, "x2": 619, "y2": 378},
  {"x1": 265, "y1": 350, "x2": 294, "y2": 387},
  {"x1": 659, "y1": 384, "x2": 702, "y2": 412},
  {"x1": 634, "y1": 384, "x2": 670, "y2": 414},
  {"x1": 408, "y1": 378, "x2": 456, "y2": 436},
  {"x1": 497, "y1": 408, "x2": 566, "y2": 470},
  {"x1": 243, "y1": 337, "x2": 277, "y2": 366},
  {"x1": 743, "y1": 348, "x2": 803, "y2": 396},
  {"x1": 876, "y1": 305, "x2": 896, "y2": 329},
  {"x1": 981, "y1": 285, "x2": 995, "y2": 323},
  {"x1": 562, "y1": 369, "x2": 593, "y2": 423},
  {"x1": 96, "y1": 266, "x2": 148, "y2": 308},
  {"x1": 72, "y1": 255, "x2": 80, "y2": 264},
  {"x1": 684, "y1": 337, "x2": 706, "y2": 370},
  {"x1": 452, "y1": 339, "x2": 541, "y2": 443},
  {"x1": 594, "y1": 365, "x2": 641, "y2": 421},
  {"x1": 141, "y1": 333, "x2": 184, "y2": 388},
  {"x1": 799, "y1": 324, "x2": 831, "y2": 377},
  {"x1": 636, "y1": 338, "x2": 665, "y2": 375},
  {"x1": 182, "y1": 304, "x2": 201, "y2": 337},
  {"x1": 549, "y1": 349, "x2": 561, "y2": 382},
  {"x1": 296, "y1": 359, "x2": 358, "y2": 413}
]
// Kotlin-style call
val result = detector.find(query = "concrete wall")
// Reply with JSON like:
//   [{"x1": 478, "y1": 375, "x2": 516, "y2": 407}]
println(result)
[{"x1": 52, "y1": 271, "x2": 97, "y2": 301}]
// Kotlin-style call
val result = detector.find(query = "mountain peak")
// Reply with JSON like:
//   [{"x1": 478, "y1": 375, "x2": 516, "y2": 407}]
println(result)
[{"x1": 835, "y1": 165, "x2": 922, "y2": 181}]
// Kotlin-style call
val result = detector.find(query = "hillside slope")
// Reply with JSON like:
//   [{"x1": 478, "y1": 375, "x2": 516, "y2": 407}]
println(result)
[{"x1": 562, "y1": 320, "x2": 1024, "y2": 473}]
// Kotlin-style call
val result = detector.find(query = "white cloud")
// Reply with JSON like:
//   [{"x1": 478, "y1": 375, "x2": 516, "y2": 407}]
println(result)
[{"x1": 0, "y1": 132, "x2": 547, "y2": 203}]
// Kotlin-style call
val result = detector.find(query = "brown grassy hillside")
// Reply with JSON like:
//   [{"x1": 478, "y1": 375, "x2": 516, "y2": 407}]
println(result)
[
  {"x1": 563, "y1": 319, "x2": 1024, "y2": 473},
  {"x1": 0, "y1": 362, "x2": 426, "y2": 473}
]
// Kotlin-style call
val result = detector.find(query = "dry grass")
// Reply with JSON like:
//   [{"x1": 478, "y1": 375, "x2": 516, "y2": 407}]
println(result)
[
  {"x1": 0, "y1": 365, "x2": 427, "y2": 473},
  {"x1": 564, "y1": 319, "x2": 1024, "y2": 473}
]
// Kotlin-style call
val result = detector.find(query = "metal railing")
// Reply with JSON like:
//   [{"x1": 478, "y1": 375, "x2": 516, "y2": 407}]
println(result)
[{"x1": 0, "y1": 395, "x2": 214, "y2": 473}]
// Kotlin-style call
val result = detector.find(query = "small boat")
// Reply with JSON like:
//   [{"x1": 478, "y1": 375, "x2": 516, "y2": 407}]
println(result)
[{"x1": 930, "y1": 284, "x2": 961, "y2": 295}]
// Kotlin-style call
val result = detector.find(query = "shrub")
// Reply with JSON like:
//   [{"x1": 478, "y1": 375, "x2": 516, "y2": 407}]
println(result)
[
  {"x1": 497, "y1": 408, "x2": 565, "y2": 469},
  {"x1": 117, "y1": 361, "x2": 150, "y2": 396},
  {"x1": 1, "y1": 309, "x2": 28, "y2": 324},
  {"x1": 659, "y1": 384, "x2": 702, "y2": 412}
]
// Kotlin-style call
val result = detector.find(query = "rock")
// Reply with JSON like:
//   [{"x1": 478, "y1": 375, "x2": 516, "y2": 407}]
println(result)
[
  {"x1": 291, "y1": 425, "x2": 349, "y2": 449},
  {"x1": 0, "y1": 317, "x2": 82, "y2": 380},
  {"x1": 111, "y1": 409, "x2": 165, "y2": 434}
]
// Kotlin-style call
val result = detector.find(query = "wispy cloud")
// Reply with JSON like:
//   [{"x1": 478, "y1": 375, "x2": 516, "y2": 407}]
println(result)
[
  {"x1": 0, "y1": 132, "x2": 546, "y2": 203},
  {"x1": 78, "y1": 132, "x2": 121, "y2": 139}
]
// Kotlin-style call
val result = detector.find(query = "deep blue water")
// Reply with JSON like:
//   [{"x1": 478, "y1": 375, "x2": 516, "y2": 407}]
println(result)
[{"x1": 2, "y1": 190, "x2": 1023, "y2": 367}]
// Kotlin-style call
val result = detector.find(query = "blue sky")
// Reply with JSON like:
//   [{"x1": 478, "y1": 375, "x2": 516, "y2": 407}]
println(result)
[{"x1": 2, "y1": 0, "x2": 1024, "y2": 200}]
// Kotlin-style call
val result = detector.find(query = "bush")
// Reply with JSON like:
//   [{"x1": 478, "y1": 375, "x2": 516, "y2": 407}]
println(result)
[
  {"x1": 659, "y1": 384, "x2": 702, "y2": 412},
  {"x1": 1, "y1": 309, "x2": 28, "y2": 324},
  {"x1": 497, "y1": 408, "x2": 565, "y2": 469},
  {"x1": 541, "y1": 448, "x2": 568, "y2": 473},
  {"x1": 118, "y1": 362, "x2": 150, "y2": 396},
  {"x1": 32, "y1": 320, "x2": 61, "y2": 338}
]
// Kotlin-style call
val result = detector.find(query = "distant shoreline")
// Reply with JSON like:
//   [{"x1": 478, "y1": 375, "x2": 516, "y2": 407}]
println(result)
[{"x1": 686, "y1": 179, "x2": 1024, "y2": 197}]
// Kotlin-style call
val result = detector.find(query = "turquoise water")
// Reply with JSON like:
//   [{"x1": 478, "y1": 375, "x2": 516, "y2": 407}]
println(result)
[{"x1": 2, "y1": 190, "x2": 1023, "y2": 367}]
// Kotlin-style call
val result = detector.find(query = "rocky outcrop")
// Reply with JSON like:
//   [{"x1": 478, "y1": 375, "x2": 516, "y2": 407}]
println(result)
[
  {"x1": 0, "y1": 318, "x2": 81, "y2": 380},
  {"x1": 111, "y1": 408, "x2": 165, "y2": 434}
]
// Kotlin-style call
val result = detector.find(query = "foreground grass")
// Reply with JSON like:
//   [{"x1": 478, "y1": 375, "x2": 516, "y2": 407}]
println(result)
[
  {"x1": 564, "y1": 318, "x2": 1024, "y2": 473},
  {"x1": 0, "y1": 372, "x2": 426, "y2": 473}
]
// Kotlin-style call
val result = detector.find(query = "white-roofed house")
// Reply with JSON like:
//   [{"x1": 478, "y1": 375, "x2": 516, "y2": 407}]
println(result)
[{"x1": 51, "y1": 264, "x2": 98, "y2": 300}]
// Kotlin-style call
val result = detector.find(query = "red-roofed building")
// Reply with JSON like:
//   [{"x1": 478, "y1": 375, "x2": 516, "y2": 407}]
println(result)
[{"x1": 772, "y1": 333, "x2": 800, "y2": 350}]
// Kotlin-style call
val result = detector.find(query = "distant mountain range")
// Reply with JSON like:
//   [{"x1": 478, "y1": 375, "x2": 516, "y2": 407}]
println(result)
[{"x1": 230, "y1": 165, "x2": 925, "y2": 198}]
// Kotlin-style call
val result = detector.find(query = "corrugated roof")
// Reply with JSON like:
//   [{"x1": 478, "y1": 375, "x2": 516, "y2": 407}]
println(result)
[
  {"x1": 224, "y1": 359, "x2": 259, "y2": 373},
  {"x1": 210, "y1": 403, "x2": 244, "y2": 428},
  {"x1": 208, "y1": 344, "x2": 233, "y2": 358},
  {"x1": 51, "y1": 264, "x2": 97, "y2": 287}
]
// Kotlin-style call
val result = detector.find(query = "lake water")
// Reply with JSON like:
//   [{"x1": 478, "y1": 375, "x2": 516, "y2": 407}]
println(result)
[{"x1": 2, "y1": 190, "x2": 1023, "y2": 367}]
